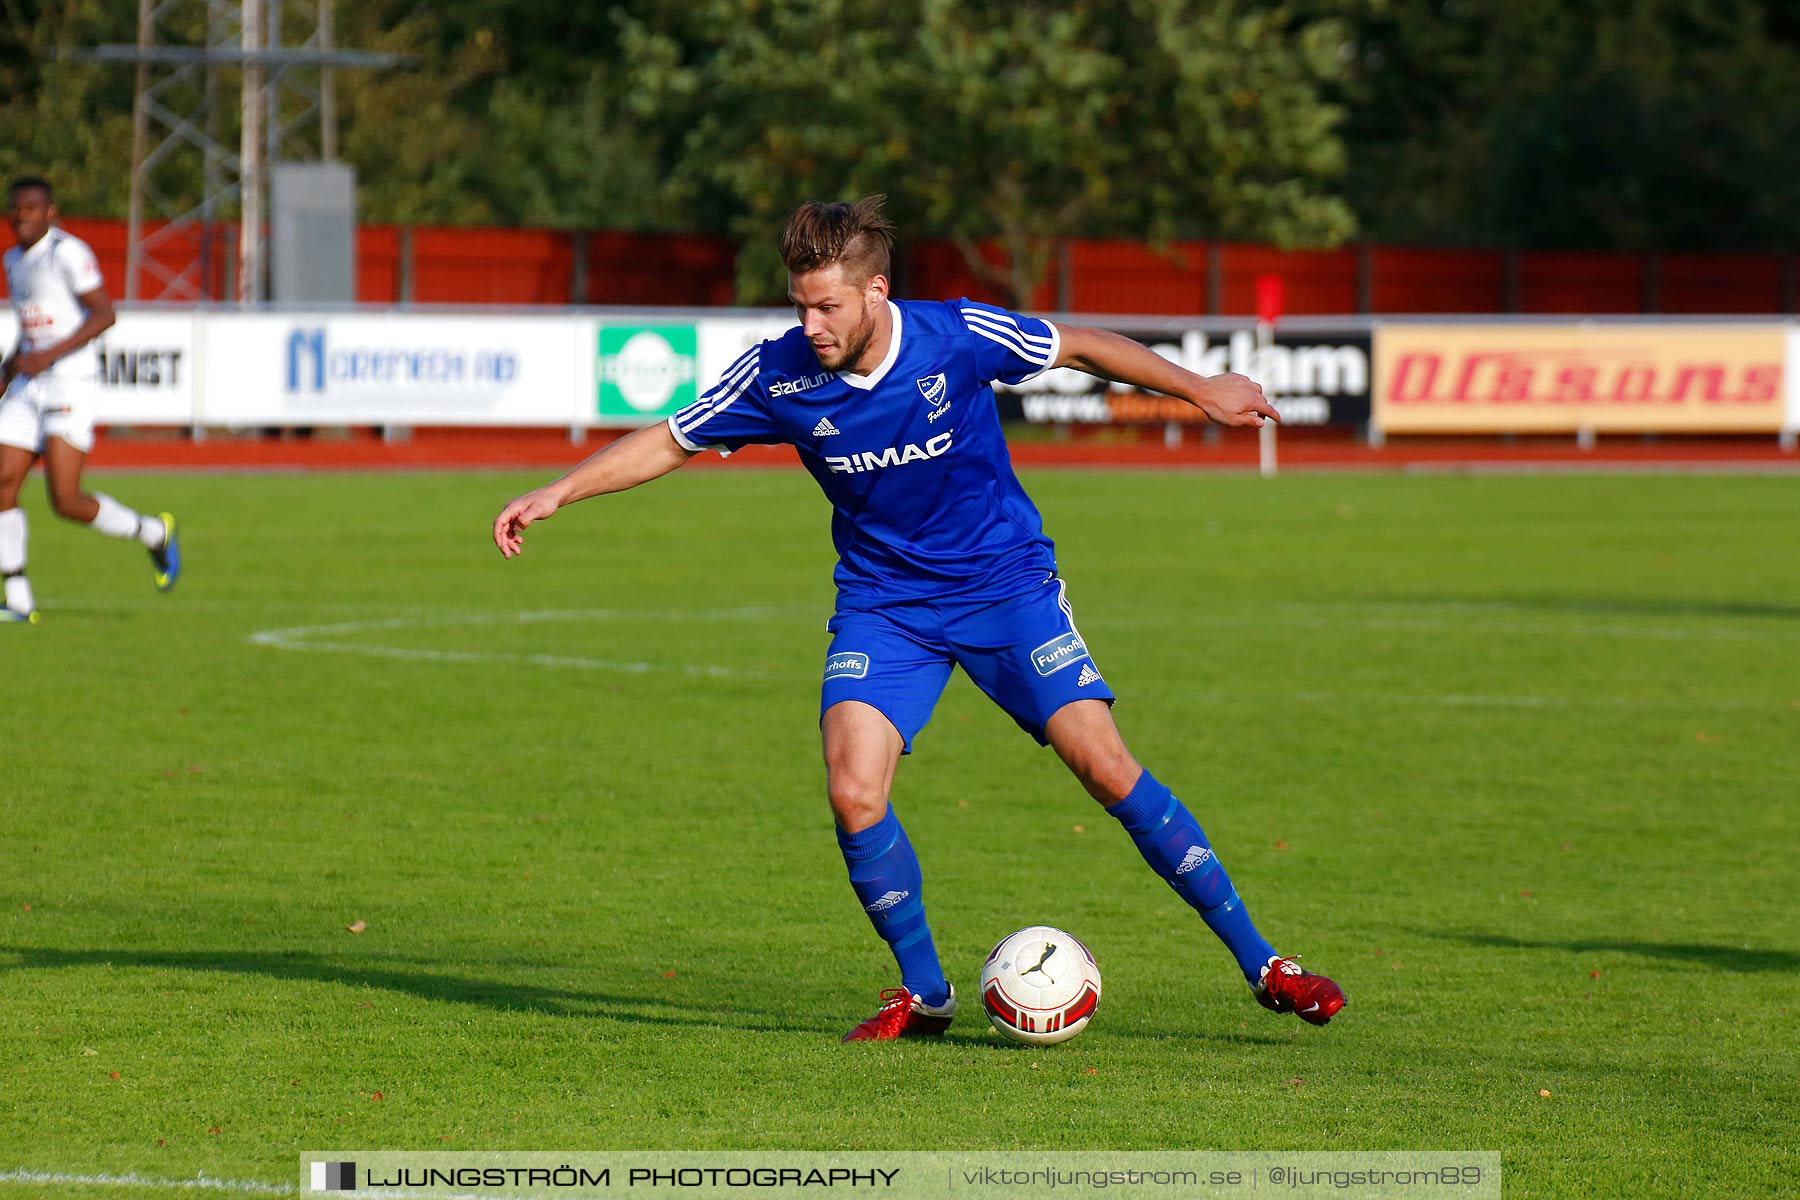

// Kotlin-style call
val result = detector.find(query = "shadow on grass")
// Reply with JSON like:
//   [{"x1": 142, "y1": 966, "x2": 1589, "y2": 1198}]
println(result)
[
  {"x1": 1367, "y1": 594, "x2": 1800, "y2": 623},
  {"x1": 1435, "y1": 932, "x2": 1800, "y2": 973},
  {"x1": 0, "y1": 944, "x2": 1290, "y2": 1045},
  {"x1": 0, "y1": 944, "x2": 839, "y2": 1035}
]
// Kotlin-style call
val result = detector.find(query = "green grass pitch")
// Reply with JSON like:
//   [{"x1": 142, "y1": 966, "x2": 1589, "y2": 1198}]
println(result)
[{"x1": 2, "y1": 465, "x2": 1796, "y2": 1198}]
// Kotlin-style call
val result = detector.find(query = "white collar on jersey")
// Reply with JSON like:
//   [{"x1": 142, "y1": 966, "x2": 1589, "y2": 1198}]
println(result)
[
  {"x1": 836, "y1": 300, "x2": 903, "y2": 391},
  {"x1": 16, "y1": 229, "x2": 59, "y2": 262}
]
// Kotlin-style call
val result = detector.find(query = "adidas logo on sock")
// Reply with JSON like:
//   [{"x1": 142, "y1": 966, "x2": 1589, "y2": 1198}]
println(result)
[
  {"x1": 865, "y1": 889, "x2": 910, "y2": 913},
  {"x1": 812, "y1": 417, "x2": 841, "y2": 437},
  {"x1": 1076, "y1": 663, "x2": 1102, "y2": 688},
  {"x1": 1175, "y1": 845, "x2": 1213, "y2": 875}
]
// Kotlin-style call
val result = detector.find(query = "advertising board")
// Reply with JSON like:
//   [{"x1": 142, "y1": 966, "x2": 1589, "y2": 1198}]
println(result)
[
  {"x1": 1373, "y1": 325, "x2": 1786, "y2": 434},
  {"x1": 998, "y1": 327, "x2": 1372, "y2": 427}
]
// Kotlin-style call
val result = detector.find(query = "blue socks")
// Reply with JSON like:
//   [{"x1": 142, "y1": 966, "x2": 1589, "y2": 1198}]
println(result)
[
  {"x1": 1107, "y1": 770, "x2": 1277, "y2": 986},
  {"x1": 837, "y1": 807, "x2": 950, "y2": 1007}
]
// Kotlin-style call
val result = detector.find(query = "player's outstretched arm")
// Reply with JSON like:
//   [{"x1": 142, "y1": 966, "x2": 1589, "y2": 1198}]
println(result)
[
  {"x1": 12, "y1": 286, "x2": 115, "y2": 378},
  {"x1": 1051, "y1": 324, "x2": 1278, "y2": 427},
  {"x1": 493, "y1": 421, "x2": 696, "y2": 559}
]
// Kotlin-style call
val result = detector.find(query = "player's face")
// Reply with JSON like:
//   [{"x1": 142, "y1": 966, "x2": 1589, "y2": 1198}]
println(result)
[
  {"x1": 6, "y1": 187, "x2": 53, "y2": 249},
  {"x1": 789, "y1": 264, "x2": 888, "y2": 373}
]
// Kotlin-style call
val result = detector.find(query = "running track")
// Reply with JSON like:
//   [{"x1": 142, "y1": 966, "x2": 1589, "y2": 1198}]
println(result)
[{"x1": 80, "y1": 426, "x2": 1800, "y2": 473}]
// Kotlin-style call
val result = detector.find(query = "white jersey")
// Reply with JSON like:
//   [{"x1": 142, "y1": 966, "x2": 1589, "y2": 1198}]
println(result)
[{"x1": 4, "y1": 227, "x2": 104, "y2": 381}]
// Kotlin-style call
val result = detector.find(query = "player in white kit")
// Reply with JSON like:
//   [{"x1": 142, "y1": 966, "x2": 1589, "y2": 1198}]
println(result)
[{"x1": 1, "y1": 176, "x2": 181, "y2": 623}]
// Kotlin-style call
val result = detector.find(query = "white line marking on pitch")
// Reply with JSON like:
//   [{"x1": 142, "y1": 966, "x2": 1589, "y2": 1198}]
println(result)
[
  {"x1": 1169, "y1": 686, "x2": 1775, "y2": 712},
  {"x1": 0, "y1": 1167, "x2": 487, "y2": 1199},
  {"x1": 246, "y1": 607, "x2": 798, "y2": 679},
  {"x1": 1092, "y1": 603, "x2": 1799, "y2": 643},
  {"x1": 0, "y1": 1168, "x2": 293, "y2": 1194}
]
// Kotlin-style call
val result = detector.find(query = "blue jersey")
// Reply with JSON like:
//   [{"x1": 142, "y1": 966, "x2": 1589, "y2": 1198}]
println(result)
[{"x1": 668, "y1": 299, "x2": 1063, "y2": 607}]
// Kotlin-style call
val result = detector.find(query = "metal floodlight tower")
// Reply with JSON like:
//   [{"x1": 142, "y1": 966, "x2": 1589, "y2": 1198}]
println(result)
[{"x1": 80, "y1": 0, "x2": 404, "y2": 304}]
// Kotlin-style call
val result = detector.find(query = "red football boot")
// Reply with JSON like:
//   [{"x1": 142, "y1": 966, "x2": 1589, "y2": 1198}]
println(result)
[
  {"x1": 1255, "y1": 956, "x2": 1346, "y2": 1025},
  {"x1": 841, "y1": 984, "x2": 956, "y2": 1042}
]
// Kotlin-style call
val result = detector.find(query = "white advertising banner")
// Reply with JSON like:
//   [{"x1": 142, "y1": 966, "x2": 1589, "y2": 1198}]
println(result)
[
  {"x1": 699, "y1": 315, "x2": 794, "y2": 388},
  {"x1": 199, "y1": 312, "x2": 589, "y2": 427},
  {"x1": 1, "y1": 309, "x2": 197, "y2": 425},
  {"x1": 1787, "y1": 326, "x2": 1800, "y2": 433},
  {"x1": 87, "y1": 310, "x2": 199, "y2": 425}
]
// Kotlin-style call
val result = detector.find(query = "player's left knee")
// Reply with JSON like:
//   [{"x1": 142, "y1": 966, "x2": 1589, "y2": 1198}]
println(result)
[
  {"x1": 48, "y1": 489, "x2": 86, "y2": 520},
  {"x1": 1066, "y1": 747, "x2": 1140, "y2": 805}
]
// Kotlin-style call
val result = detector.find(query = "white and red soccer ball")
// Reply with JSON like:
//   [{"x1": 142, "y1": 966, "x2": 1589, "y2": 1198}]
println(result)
[{"x1": 980, "y1": 925, "x2": 1102, "y2": 1045}]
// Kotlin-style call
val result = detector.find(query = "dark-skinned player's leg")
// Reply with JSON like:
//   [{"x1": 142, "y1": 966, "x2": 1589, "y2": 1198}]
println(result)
[
  {"x1": 41, "y1": 436, "x2": 181, "y2": 591},
  {"x1": 0, "y1": 443, "x2": 37, "y2": 620}
]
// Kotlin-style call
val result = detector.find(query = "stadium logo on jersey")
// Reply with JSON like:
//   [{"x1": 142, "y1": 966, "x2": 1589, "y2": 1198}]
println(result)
[
  {"x1": 811, "y1": 417, "x2": 841, "y2": 437},
  {"x1": 824, "y1": 651, "x2": 870, "y2": 680},
  {"x1": 865, "y1": 889, "x2": 910, "y2": 913},
  {"x1": 1176, "y1": 846, "x2": 1214, "y2": 875},
  {"x1": 1076, "y1": 663, "x2": 1102, "y2": 688},
  {"x1": 771, "y1": 371, "x2": 832, "y2": 397},
  {"x1": 1030, "y1": 631, "x2": 1089, "y2": 677},
  {"x1": 823, "y1": 429, "x2": 954, "y2": 474}
]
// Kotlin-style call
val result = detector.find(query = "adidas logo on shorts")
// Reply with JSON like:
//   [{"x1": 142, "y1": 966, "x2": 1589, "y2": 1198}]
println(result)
[
  {"x1": 812, "y1": 417, "x2": 841, "y2": 437},
  {"x1": 1076, "y1": 663, "x2": 1102, "y2": 688}
]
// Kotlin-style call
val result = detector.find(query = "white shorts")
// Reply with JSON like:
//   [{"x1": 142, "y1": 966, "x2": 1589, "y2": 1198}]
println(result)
[{"x1": 0, "y1": 372, "x2": 96, "y2": 455}]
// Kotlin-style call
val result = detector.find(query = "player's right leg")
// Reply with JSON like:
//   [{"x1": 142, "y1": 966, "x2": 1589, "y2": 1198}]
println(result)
[
  {"x1": 820, "y1": 608, "x2": 957, "y2": 1041},
  {"x1": 40, "y1": 435, "x2": 179, "y2": 591},
  {"x1": 0, "y1": 396, "x2": 41, "y2": 621}
]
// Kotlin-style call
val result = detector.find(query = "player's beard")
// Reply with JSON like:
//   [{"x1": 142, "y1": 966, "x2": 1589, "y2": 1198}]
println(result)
[{"x1": 818, "y1": 306, "x2": 876, "y2": 373}]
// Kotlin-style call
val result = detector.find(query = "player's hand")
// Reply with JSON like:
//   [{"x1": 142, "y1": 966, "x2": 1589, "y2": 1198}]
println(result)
[
  {"x1": 13, "y1": 349, "x2": 56, "y2": 378},
  {"x1": 0, "y1": 358, "x2": 14, "y2": 386},
  {"x1": 1195, "y1": 373, "x2": 1280, "y2": 427},
  {"x1": 493, "y1": 486, "x2": 563, "y2": 559}
]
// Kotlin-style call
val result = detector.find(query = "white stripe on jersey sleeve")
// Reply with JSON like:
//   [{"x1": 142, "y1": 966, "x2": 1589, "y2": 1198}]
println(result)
[
  {"x1": 676, "y1": 345, "x2": 760, "y2": 425},
  {"x1": 673, "y1": 346, "x2": 760, "y2": 438},
  {"x1": 962, "y1": 311, "x2": 1054, "y2": 366},
  {"x1": 960, "y1": 305, "x2": 1056, "y2": 350},
  {"x1": 667, "y1": 415, "x2": 707, "y2": 452}
]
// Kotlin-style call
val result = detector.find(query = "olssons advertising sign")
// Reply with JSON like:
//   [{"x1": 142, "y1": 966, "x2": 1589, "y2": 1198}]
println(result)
[{"x1": 1373, "y1": 325, "x2": 1787, "y2": 434}]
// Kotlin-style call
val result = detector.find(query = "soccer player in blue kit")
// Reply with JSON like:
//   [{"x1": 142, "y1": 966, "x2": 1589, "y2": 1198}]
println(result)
[{"x1": 493, "y1": 197, "x2": 1345, "y2": 1039}]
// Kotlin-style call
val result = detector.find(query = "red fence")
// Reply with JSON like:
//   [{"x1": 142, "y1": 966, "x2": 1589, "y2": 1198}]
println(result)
[{"x1": 39, "y1": 218, "x2": 1800, "y2": 315}]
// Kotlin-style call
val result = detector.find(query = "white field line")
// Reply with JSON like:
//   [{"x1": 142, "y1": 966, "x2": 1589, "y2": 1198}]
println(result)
[
  {"x1": 0, "y1": 1173, "x2": 496, "y2": 1200},
  {"x1": 1166, "y1": 687, "x2": 1778, "y2": 713},
  {"x1": 0, "y1": 1168, "x2": 293, "y2": 1195},
  {"x1": 1088, "y1": 603, "x2": 1800, "y2": 644},
  {"x1": 0, "y1": 1167, "x2": 491, "y2": 1200},
  {"x1": 246, "y1": 607, "x2": 799, "y2": 679}
]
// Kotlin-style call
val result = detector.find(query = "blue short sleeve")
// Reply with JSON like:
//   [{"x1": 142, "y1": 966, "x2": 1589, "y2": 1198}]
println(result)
[
  {"x1": 957, "y1": 300, "x2": 1062, "y2": 386},
  {"x1": 667, "y1": 344, "x2": 779, "y2": 453}
]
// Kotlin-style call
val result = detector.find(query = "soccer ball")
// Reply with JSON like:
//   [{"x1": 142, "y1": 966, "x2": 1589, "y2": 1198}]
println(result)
[{"x1": 980, "y1": 926, "x2": 1102, "y2": 1045}]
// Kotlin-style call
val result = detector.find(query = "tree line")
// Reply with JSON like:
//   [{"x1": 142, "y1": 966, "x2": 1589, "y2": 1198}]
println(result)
[{"x1": 4, "y1": 0, "x2": 1796, "y2": 304}]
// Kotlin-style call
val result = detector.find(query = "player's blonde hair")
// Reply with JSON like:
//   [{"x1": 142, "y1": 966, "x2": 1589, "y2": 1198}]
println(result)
[{"x1": 780, "y1": 195, "x2": 896, "y2": 283}]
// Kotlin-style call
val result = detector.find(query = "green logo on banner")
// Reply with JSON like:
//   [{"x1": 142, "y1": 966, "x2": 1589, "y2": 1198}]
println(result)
[{"x1": 597, "y1": 325, "x2": 699, "y2": 419}]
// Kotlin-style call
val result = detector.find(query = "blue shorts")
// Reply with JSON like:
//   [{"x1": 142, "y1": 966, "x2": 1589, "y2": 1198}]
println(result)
[{"x1": 820, "y1": 576, "x2": 1116, "y2": 752}]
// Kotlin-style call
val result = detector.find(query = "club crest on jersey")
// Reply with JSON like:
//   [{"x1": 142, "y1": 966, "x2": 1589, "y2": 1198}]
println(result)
[
  {"x1": 824, "y1": 429, "x2": 954, "y2": 474},
  {"x1": 918, "y1": 372, "x2": 953, "y2": 422},
  {"x1": 1030, "y1": 631, "x2": 1089, "y2": 676}
]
